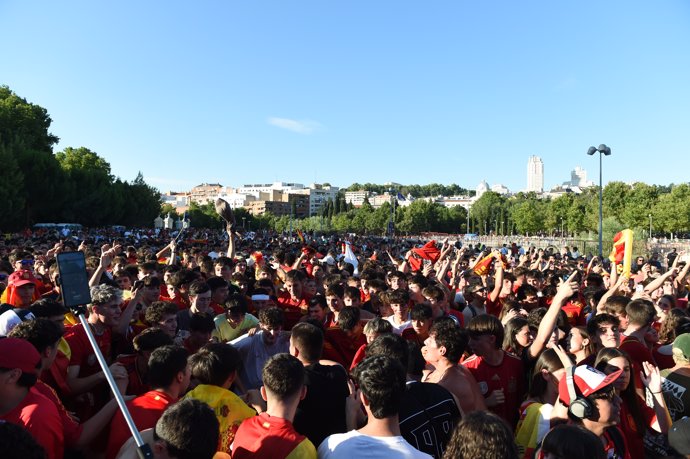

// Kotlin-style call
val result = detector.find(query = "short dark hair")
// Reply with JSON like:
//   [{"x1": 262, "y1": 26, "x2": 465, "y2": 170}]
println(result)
[
  {"x1": 410, "y1": 303, "x2": 432, "y2": 321},
  {"x1": 352, "y1": 355, "x2": 406, "y2": 419},
  {"x1": 386, "y1": 289, "x2": 409, "y2": 306},
  {"x1": 430, "y1": 322, "x2": 468, "y2": 362},
  {"x1": 625, "y1": 298, "x2": 656, "y2": 327},
  {"x1": 9, "y1": 318, "x2": 62, "y2": 353},
  {"x1": 467, "y1": 314, "x2": 504, "y2": 349},
  {"x1": 0, "y1": 421, "x2": 48, "y2": 459},
  {"x1": 133, "y1": 327, "x2": 174, "y2": 353},
  {"x1": 587, "y1": 313, "x2": 620, "y2": 337},
  {"x1": 147, "y1": 345, "x2": 189, "y2": 389},
  {"x1": 189, "y1": 343, "x2": 242, "y2": 386},
  {"x1": 28, "y1": 298, "x2": 68, "y2": 318},
  {"x1": 262, "y1": 353, "x2": 305, "y2": 400},
  {"x1": 145, "y1": 301, "x2": 178, "y2": 324},
  {"x1": 290, "y1": 322, "x2": 323, "y2": 362},
  {"x1": 308, "y1": 295, "x2": 327, "y2": 310},
  {"x1": 366, "y1": 334, "x2": 409, "y2": 370},
  {"x1": 325, "y1": 284, "x2": 344, "y2": 298},
  {"x1": 206, "y1": 276, "x2": 229, "y2": 291},
  {"x1": 225, "y1": 293, "x2": 247, "y2": 313},
  {"x1": 154, "y1": 399, "x2": 219, "y2": 459},
  {"x1": 258, "y1": 307, "x2": 284, "y2": 328},
  {"x1": 337, "y1": 306, "x2": 360, "y2": 332},
  {"x1": 189, "y1": 281, "x2": 210, "y2": 296},
  {"x1": 285, "y1": 270, "x2": 305, "y2": 283}
]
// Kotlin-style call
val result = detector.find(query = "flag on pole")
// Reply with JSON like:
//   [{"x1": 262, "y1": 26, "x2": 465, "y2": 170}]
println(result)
[
  {"x1": 296, "y1": 229, "x2": 305, "y2": 244},
  {"x1": 608, "y1": 229, "x2": 634, "y2": 276}
]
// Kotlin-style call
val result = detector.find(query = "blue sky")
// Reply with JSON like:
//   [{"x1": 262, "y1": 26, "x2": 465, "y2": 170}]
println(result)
[{"x1": 2, "y1": 1, "x2": 689, "y2": 193}]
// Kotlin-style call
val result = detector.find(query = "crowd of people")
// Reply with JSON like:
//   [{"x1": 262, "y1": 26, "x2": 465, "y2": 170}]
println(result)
[{"x1": 1, "y1": 225, "x2": 690, "y2": 459}]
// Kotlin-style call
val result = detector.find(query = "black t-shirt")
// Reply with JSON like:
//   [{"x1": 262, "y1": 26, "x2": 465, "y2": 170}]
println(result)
[
  {"x1": 293, "y1": 362, "x2": 349, "y2": 447},
  {"x1": 399, "y1": 380, "x2": 461, "y2": 459}
]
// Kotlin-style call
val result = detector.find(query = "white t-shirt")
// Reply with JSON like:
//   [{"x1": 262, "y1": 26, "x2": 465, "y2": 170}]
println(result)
[
  {"x1": 385, "y1": 315, "x2": 412, "y2": 335},
  {"x1": 318, "y1": 430, "x2": 432, "y2": 459}
]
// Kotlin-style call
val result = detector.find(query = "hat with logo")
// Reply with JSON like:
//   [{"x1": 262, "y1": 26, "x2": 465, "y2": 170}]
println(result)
[
  {"x1": 558, "y1": 365, "x2": 622, "y2": 405},
  {"x1": 7, "y1": 270, "x2": 37, "y2": 288}
]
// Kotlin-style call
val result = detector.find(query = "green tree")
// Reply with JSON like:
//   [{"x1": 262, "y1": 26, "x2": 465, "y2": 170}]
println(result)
[
  {"x1": 56, "y1": 147, "x2": 116, "y2": 225},
  {"x1": 470, "y1": 192, "x2": 505, "y2": 235},
  {"x1": 621, "y1": 182, "x2": 658, "y2": 230},
  {"x1": 652, "y1": 184, "x2": 690, "y2": 235},
  {"x1": 602, "y1": 182, "x2": 630, "y2": 224}
]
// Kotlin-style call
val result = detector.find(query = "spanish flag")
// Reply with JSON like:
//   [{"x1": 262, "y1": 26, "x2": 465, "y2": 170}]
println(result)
[
  {"x1": 609, "y1": 229, "x2": 633, "y2": 276},
  {"x1": 296, "y1": 229, "x2": 305, "y2": 244}
]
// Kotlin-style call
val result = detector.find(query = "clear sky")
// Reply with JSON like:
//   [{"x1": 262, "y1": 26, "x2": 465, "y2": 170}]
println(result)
[{"x1": 2, "y1": 1, "x2": 689, "y2": 193}]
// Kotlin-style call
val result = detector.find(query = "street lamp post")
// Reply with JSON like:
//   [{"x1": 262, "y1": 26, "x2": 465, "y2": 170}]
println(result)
[
  {"x1": 587, "y1": 144, "x2": 612, "y2": 257},
  {"x1": 561, "y1": 217, "x2": 564, "y2": 237},
  {"x1": 649, "y1": 214, "x2": 652, "y2": 240}
]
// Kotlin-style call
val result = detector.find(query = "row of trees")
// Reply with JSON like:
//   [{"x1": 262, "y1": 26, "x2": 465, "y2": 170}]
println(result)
[
  {"x1": 169, "y1": 181, "x2": 689, "y2": 240},
  {"x1": 345, "y1": 182, "x2": 473, "y2": 198},
  {"x1": 470, "y1": 182, "x2": 690, "y2": 238},
  {"x1": 0, "y1": 86, "x2": 161, "y2": 230}
]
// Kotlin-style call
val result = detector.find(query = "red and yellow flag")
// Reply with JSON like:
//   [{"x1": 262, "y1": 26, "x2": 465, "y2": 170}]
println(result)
[{"x1": 608, "y1": 229, "x2": 633, "y2": 276}]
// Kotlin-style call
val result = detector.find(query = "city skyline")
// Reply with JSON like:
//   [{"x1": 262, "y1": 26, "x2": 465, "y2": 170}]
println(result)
[{"x1": 2, "y1": 1, "x2": 689, "y2": 192}]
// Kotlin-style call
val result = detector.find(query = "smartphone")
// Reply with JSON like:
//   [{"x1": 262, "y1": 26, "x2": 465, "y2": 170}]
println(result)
[{"x1": 56, "y1": 251, "x2": 92, "y2": 308}]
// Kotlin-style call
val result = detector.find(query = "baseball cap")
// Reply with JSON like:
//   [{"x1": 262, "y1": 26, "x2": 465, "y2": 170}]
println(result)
[
  {"x1": 673, "y1": 333, "x2": 690, "y2": 361},
  {"x1": 669, "y1": 417, "x2": 690, "y2": 455},
  {"x1": 558, "y1": 365, "x2": 623, "y2": 406},
  {"x1": 7, "y1": 270, "x2": 37, "y2": 288},
  {"x1": 0, "y1": 337, "x2": 41, "y2": 375},
  {"x1": 0, "y1": 309, "x2": 35, "y2": 337}
]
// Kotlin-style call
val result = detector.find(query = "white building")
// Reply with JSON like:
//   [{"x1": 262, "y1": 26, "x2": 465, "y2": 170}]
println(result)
[
  {"x1": 476, "y1": 180, "x2": 489, "y2": 198},
  {"x1": 490, "y1": 183, "x2": 510, "y2": 195},
  {"x1": 564, "y1": 166, "x2": 594, "y2": 188},
  {"x1": 345, "y1": 190, "x2": 370, "y2": 207},
  {"x1": 527, "y1": 156, "x2": 544, "y2": 193},
  {"x1": 439, "y1": 196, "x2": 473, "y2": 210},
  {"x1": 292, "y1": 183, "x2": 340, "y2": 216}
]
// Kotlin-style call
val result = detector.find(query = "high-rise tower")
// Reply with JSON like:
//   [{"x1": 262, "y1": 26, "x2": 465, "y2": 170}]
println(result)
[{"x1": 527, "y1": 156, "x2": 544, "y2": 192}]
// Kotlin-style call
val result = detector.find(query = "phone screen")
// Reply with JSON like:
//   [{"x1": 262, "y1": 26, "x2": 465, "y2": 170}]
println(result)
[{"x1": 57, "y1": 252, "x2": 92, "y2": 308}]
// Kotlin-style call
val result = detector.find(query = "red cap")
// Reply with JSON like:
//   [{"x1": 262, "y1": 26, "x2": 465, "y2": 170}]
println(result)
[
  {"x1": 558, "y1": 365, "x2": 623, "y2": 405},
  {"x1": 7, "y1": 270, "x2": 37, "y2": 288},
  {"x1": 0, "y1": 337, "x2": 41, "y2": 375}
]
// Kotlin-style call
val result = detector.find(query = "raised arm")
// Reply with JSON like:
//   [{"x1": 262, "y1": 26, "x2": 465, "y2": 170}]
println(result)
[{"x1": 528, "y1": 271, "x2": 578, "y2": 359}]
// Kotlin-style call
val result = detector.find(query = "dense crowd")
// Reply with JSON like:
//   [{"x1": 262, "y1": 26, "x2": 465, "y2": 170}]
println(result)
[{"x1": 1, "y1": 226, "x2": 690, "y2": 459}]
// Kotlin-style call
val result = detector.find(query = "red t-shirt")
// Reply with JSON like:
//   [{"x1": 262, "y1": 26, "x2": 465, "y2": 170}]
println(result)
[
  {"x1": 232, "y1": 413, "x2": 314, "y2": 459},
  {"x1": 116, "y1": 354, "x2": 149, "y2": 396},
  {"x1": 64, "y1": 323, "x2": 113, "y2": 420},
  {"x1": 41, "y1": 343, "x2": 72, "y2": 399},
  {"x1": 277, "y1": 291, "x2": 312, "y2": 330},
  {"x1": 322, "y1": 327, "x2": 367, "y2": 369},
  {"x1": 34, "y1": 380, "x2": 83, "y2": 447},
  {"x1": 618, "y1": 397, "x2": 656, "y2": 459},
  {"x1": 0, "y1": 387, "x2": 65, "y2": 459},
  {"x1": 106, "y1": 390, "x2": 177, "y2": 459},
  {"x1": 462, "y1": 351, "x2": 525, "y2": 429},
  {"x1": 401, "y1": 328, "x2": 426, "y2": 347},
  {"x1": 485, "y1": 296, "x2": 504, "y2": 317},
  {"x1": 350, "y1": 343, "x2": 367, "y2": 371},
  {"x1": 620, "y1": 335, "x2": 656, "y2": 391}
]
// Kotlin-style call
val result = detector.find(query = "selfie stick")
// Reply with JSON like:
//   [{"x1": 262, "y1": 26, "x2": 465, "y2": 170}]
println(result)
[{"x1": 69, "y1": 304, "x2": 153, "y2": 458}]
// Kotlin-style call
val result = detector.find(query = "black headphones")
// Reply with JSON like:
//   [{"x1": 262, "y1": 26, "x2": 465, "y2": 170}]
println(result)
[{"x1": 566, "y1": 365, "x2": 594, "y2": 419}]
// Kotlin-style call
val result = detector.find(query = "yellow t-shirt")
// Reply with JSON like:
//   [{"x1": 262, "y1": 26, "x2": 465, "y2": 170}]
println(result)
[{"x1": 184, "y1": 384, "x2": 256, "y2": 453}]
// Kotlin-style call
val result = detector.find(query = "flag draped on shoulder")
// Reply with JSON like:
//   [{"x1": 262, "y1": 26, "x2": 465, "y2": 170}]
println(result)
[{"x1": 609, "y1": 229, "x2": 633, "y2": 276}]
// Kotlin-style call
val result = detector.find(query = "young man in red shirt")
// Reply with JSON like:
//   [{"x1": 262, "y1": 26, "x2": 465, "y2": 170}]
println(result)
[
  {"x1": 10, "y1": 318, "x2": 125, "y2": 454},
  {"x1": 463, "y1": 314, "x2": 526, "y2": 429},
  {"x1": 116, "y1": 327, "x2": 173, "y2": 396},
  {"x1": 232, "y1": 353, "x2": 316, "y2": 459},
  {"x1": 619, "y1": 299, "x2": 657, "y2": 397},
  {"x1": 323, "y1": 306, "x2": 367, "y2": 368},
  {"x1": 277, "y1": 270, "x2": 312, "y2": 330},
  {"x1": 106, "y1": 345, "x2": 190, "y2": 459},
  {"x1": 0, "y1": 337, "x2": 64, "y2": 459},
  {"x1": 64, "y1": 285, "x2": 130, "y2": 420}
]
